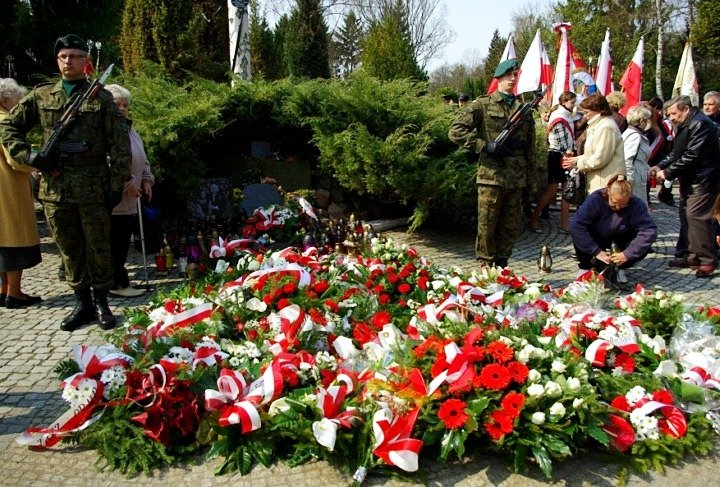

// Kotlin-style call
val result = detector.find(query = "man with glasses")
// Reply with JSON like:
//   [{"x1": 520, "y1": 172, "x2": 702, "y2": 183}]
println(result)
[
  {"x1": 449, "y1": 59, "x2": 536, "y2": 269},
  {"x1": 569, "y1": 174, "x2": 657, "y2": 284},
  {"x1": 0, "y1": 34, "x2": 131, "y2": 330}
]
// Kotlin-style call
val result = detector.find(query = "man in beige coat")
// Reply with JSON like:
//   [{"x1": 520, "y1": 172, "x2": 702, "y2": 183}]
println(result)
[
  {"x1": 0, "y1": 78, "x2": 41, "y2": 308},
  {"x1": 562, "y1": 93, "x2": 626, "y2": 195}
]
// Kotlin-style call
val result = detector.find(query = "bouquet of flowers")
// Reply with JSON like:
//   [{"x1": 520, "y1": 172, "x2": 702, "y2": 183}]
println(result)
[{"x1": 615, "y1": 285, "x2": 685, "y2": 340}]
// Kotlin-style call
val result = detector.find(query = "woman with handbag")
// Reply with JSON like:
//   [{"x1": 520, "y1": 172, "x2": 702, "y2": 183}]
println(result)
[
  {"x1": 528, "y1": 91, "x2": 576, "y2": 233},
  {"x1": 105, "y1": 84, "x2": 155, "y2": 298},
  {"x1": 562, "y1": 94, "x2": 626, "y2": 194}
]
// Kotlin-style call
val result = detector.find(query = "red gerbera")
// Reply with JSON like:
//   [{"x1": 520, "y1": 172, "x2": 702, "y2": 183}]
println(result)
[
  {"x1": 486, "y1": 341, "x2": 514, "y2": 363},
  {"x1": 484, "y1": 419, "x2": 505, "y2": 440},
  {"x1": 506, "y1": 361, "x2": 529, "y2": 384},
  {"x1": 500, "y1": 391, "x2": 525, "y2": 418},
  {"x1": 478, "y1": 364, "x2": 512, "y2": 390},
  {"x1": 610, "y1": 396, "x2": 630, "y2": 412},
  {"x1": 437, "y1": 398, "x2": 469, "y2": 430},
  {"x1": 490, "y1": 409, "x2": 515, "y2": 433}
]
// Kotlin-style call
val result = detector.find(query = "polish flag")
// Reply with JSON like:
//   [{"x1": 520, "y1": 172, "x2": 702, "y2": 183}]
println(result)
[
  {"x1": 551, "y1": 22, "x2": 573, "y2": 105},
  {"x1": 672, "y1": 42, "x2": 699, "y2": 107},
  {"x1": 516, "y1": 29, "x2": 554, "y2": 95},
  {"x1": 595, "y1": 29, "x2": 613, "y2": 95},
  {"x1": 619, "y1": 37, "x2": 644, "y2": 116},
  {"x1": 487, "y1": 34, "x2": 517, "y2": 94}
]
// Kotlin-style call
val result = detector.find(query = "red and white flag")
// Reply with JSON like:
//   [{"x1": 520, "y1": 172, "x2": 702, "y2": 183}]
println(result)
[
  {"x1": 619, "y1": 37, "x2": 644, "y2": 116},
  {"x1": 516, "y1": 29, "x2": 554, "y2": 95},
  {"x1": 672, "y1": 42, "x2": 699, "y2": 107},
  {"x1": 487, "y1": 34, "x2": 517, "y2": 94},
  {"x1": 551, "y1": 23, "x2": 573, "y2": 105},
  {"x1": 595, "y1": 29, "x2": 613, "y2": 95}
]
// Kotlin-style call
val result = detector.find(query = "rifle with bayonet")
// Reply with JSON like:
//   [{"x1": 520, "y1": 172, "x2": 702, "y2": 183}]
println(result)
[
  {"x1": 28, "y1": 64, "x2": 114, "y2": 175},
  {"x1": 494, "y1": 85, "x2": 549, "y2": 146}
]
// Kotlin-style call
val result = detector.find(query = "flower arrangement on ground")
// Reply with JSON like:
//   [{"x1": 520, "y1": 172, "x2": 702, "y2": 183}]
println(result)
[{"x1": 20, "y1": 236, "x2": 718, "y2": 483}]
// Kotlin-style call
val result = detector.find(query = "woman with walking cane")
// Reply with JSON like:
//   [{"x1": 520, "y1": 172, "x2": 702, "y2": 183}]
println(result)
[{"x1": 105, "y1": 84, "x2": 155, "y2": 298}]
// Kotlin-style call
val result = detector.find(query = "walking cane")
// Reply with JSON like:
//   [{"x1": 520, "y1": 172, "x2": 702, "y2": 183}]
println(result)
[{"x1": 136, "y1": 196, "x2": 152, "y2": 291}]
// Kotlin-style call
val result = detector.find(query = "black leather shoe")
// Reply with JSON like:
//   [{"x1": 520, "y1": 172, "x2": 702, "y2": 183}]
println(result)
[
  {"x1": 61, "y1": 290, "x2": 96, "y2": 331},
  {"x1": 0, "y1": 293, "x2": 5, "y2": 307},
  {"x1": 5, "y1": 295, "x2": 42, "y2": 309},
  {"x1": 94, "y1": 289, "x2": 117, "y2": 330},
  {"x1": 668, "y1": 257, "x2": 701, "y2": 269}
]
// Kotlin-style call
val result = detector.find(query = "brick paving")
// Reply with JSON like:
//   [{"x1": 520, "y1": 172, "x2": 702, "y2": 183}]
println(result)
[{"x1": 0, "y1": 190, "x2": 717, "y2": 486}]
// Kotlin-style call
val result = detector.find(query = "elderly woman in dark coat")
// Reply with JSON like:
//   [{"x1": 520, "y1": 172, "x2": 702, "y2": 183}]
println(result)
[{"x1": 570, "y1": 174, "x2": 657, "y2": 284}]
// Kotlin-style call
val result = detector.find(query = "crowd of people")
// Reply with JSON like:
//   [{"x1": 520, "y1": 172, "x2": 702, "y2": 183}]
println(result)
[
  {"x1": 449, "y1": 58, "x2": 720, "y2": 284},
  {"x1": 0, "y1": 34, "x2": 153, "y2": 331}
]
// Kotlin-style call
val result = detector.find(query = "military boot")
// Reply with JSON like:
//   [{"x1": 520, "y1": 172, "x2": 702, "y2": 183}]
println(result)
[
  {"x1": 60, "y1": 289, "x2": 96, "y2": 331},
  {"x1": 93, "y1": 289, "x2": 116, "y2": 330}
]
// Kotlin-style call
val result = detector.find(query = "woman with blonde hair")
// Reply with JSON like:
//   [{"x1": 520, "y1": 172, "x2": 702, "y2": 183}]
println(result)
[
  {"x1": 622, "y1": 105, "x2": 652, "y2": 206},
  {"x1": 0, "y1": 78, "x2": 42, "y2": 308},
  {"x1": 569, "y1": 174, "x2": 657, "y2": 284}
]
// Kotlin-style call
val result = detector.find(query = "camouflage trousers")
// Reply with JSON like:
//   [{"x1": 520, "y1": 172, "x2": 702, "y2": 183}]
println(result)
[
  {"x1": 475, "y1": 184, "x2": 524, "y2": 264},
  {"x1": 43, "y1": 201, "x2": 113, "y2": 291}
]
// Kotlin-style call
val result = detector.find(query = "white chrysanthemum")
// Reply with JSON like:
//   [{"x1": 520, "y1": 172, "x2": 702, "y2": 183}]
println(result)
[
  {"x1": 164, "y1": 346, "x2": 194, "y2": 363},
  {"x1": 572, "y1": 397, "x2": 585, "y2": 409},
  {"x1": 625, "y1": 386, "x2": 649, "y2": 406}
]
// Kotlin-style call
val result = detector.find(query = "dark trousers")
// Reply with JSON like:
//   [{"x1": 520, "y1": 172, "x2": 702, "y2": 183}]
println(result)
[
  {"x1": 574, "y1": 232, "x2": 648, "y2": 271},
  {"x1": 675, "y1": 197, "x2": 689, "y2": 258},
  {"x1": 684, "y1": 189, "x2": 719, "y2": 265},
  {"x1": 44, "y1": 202, "x2": 113, "y2": 291},
  {"x1": 110, "y1": 214, "x2": 137, "y2": 288}
]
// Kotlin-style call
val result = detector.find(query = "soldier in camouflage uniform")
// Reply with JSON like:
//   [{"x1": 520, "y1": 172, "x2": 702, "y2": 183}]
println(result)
[
  {"x1": 449, "y1": 59, "x2": 536, "y2": 267},
  {"x1": 0, "y1": 34, "x2": 131, "y2": 331}
]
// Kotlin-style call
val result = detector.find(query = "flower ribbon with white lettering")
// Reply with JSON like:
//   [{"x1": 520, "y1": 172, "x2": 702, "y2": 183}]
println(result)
[
  {"x1": 312, "y1": 373, "x2": 358, "y2": 450},
  {"x1": 17, "y1": 345, "x2": 133, "y2": 448},
  {"x1": 255, "y1": 207, "x2": 284, "y2": 231},
  {"x1": 205, "y1": 361, "x2": 283, "y2": 433},
  {"x1": 372, "y1": 405, "x2": 423, "y2": 472}
]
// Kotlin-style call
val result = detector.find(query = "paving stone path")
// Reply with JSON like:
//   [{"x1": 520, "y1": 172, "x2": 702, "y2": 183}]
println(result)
[{"x1": 1, "y1": 191, "x2": 717, "y2": 486}]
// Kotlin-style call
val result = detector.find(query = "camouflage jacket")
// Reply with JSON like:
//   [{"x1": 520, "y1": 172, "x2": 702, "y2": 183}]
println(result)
[
  {"x1": 448, "y1": 91, "x2": 536, "y2": 189},
  {"x1": 0, "y1": 80, "x2": 131, "y2": 204}
]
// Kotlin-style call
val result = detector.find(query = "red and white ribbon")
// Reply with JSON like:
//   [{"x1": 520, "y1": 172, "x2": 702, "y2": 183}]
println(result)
[
  {"x1": 633, "y1": 400, "x2": 687, "y2": 438},
  {"x1": 255, "y1": 207, "x2": 283, "y2": 231},
  {"x1": 681, "y1": 367, "x2": 720, "y2": 391},
  {"x1": 17, "y1": 378, "x2": 105, "y2": 448},
  {"x1": 146, "y1": 302, "x2": 214, "y2": 338},
  {"x1": 372, "y1": 406, "x2": 423, "y2": 472},
  {"x1": 205, "y1": 362, "x2": 283, "y2": 433},
  {"x1": 238, "y1": 263, "x2": 313, "y2": 289},
  {"x1": 209, "y1": 237, "x2": 257, "y2": 258},
  {"x1": 416, "y1": 295, "x2": 463, "y2": 324}
]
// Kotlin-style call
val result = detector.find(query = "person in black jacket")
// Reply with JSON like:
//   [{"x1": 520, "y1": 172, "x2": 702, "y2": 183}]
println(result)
[{"x1": 655, "y1": 95, "x2": 720, "y2": 278}]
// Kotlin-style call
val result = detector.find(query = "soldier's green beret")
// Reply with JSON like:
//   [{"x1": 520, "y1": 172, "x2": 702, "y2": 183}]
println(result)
[
  {"x1": 54, "y1": 34, "x2": 88, "y2": 56},
  {"x1": 493, "y1": 59, "x2": 519, "y2": 78}
]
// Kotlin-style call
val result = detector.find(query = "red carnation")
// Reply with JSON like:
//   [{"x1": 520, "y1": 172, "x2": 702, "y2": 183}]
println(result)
[
  {"x1": 371, "y1": 311, "x2": 392, "y2": 330},
  {"x1": 397, "y1": 282, "x2": 411, "y2": 294},
  {"x1": 613, "y1": 353, "x2": 636, "y2": 373},
  {"x1": 313, "y1": 280, "x2": 330, "y2": 294},
  {"x1": 506, "y1": 361, "x2": 529, "y2": 384},
  {"x1": 353, "y1": 323, "x2": 375, "y2": 345},
  {"x1": 277, "y1": 298, "x2": 291, "y2": 309},
  {"x1": 379, "y1": 293, "x2": 390, "y2": 305},
  {"x1": 417, "y1": 276, "x2": 429, "y2": 290},
  {"x1": 437, "y1": 398, "x2": 469, "y2": 430},
  {"x1": 652, "y1": 389, "x2": 674, "y2": 405},
  {"x1": 324, "y1": 299, "x2": 339, "y2": 313},
  {"x1": 478, "y1": 364, "x2": 512, "y2": 390},
  {"x1": 500, "y1": 391, "x2": 525, "y2": 418}
]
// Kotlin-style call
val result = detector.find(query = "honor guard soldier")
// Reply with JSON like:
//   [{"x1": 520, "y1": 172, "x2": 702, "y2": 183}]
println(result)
[
  {"x1": 0, "y1": 34, "x2": 131, "y2": 330},
  {"x1": 449, "y1": 59, "x2": 536, "y2": 268}
]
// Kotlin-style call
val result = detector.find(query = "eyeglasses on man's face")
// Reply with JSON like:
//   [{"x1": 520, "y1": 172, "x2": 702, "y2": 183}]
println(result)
[{"x1": 57, "y1": 54, "x2": 87, "y2": 63}]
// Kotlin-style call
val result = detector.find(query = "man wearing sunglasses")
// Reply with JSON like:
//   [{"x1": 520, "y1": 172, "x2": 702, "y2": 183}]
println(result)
[{"x1": 0, "y1": 34, "x2": 131, "y2": 331}]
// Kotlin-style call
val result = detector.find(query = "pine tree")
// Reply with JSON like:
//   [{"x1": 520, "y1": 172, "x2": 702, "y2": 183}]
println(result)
[
  {"x1": 249, "y1": 0, "x2": 282, "y2": 80},
  {"x1": 361, "y1": 1, "x2": 426, "y2": 81},
  {"x1": 484, "y1": 29, "x2": 508, "y2": 82},
  {"x1": 332, "y1": 11, "x2": 364, "y2": 78},
  {"x1": 284, "y1": 0, "x2": 331, "y2": 79}
]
